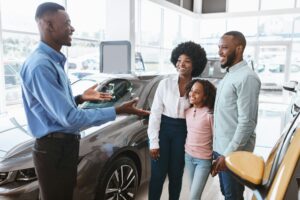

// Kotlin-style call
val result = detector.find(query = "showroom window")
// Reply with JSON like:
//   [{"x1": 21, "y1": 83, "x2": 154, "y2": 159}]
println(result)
[
  {"x1": 1, "y1": 0, "x2": 64, "y2": 33},
  {"x1": 181, "y1": 16, "x2": 196, "y2": 42},
  {"x1": 199, "y1": 19, "x2": 226, "y2": 40},
  {"x1": 261, "y1": 0, "x2": 295, "y2": 10},
  {"x1": 135, "y1": 0, "x2": 197, "y2": 73},
  {"x1": 227, "y1": 17, "x2": 258, "y2": 41},
  {"x1": 67, "y1": 0, "x2": 106, "y2": 40},
  {"x1": 258, "y1": 15, "x2": 293, "y2": 41},
  {"x1": 228, "y1": 0, "x2": 259, "y2": 12},
  {"x1": 199, "y1": 2, "x2": 300, "y2": 104},
  {"x1": 140, "y1": 0, "x2": 161, "y2": 47},
  {"x1": 290, "y1": 43, "x2": 300, "y2": 81},
  {"x1": 0, "y1": 0, "x2": 107, "y2": 112},
  {"x1": 163, "y1": 9, "x2": 180, "y2": 49}
]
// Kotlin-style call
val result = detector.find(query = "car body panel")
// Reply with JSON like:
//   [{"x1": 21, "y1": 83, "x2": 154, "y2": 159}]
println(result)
[
  {"x1": 0, "y1": 73, "x2": 168, "y2": 200},
  {"x1": 225, "y1": 111, "x2": 300, "y2": 200},
  {"x1": 267, "y1": 127, "x2": 300, "y2": 200}
]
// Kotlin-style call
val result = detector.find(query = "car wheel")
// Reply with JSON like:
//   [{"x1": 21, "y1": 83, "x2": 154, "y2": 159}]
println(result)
[{"x1": 96, "y1": 156, "x2": 139, "y2": 200}]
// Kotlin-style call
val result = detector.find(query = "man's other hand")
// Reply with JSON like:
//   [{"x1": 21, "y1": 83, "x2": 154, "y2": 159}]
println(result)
[{"x1": 115, "y1": 98, "x2": 150, "y2": 117}]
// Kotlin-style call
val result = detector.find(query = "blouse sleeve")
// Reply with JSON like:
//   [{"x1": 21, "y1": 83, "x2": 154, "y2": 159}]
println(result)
[{"x1": 147, "y1": 80, "x2": 165, "y2": 149}]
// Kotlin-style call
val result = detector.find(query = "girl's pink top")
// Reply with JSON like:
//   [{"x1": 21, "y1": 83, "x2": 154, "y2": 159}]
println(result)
[{"x1": 185, "y1": 107, "x2": 213, "y2": 159}]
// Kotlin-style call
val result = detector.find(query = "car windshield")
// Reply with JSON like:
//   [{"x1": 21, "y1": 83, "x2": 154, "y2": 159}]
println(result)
[
  {"x1": 71, "y1": 77, "x2": 108, "y2": 96},
  {"x1": 81, "y1": 79, "x2": 134, "y2": 109}
]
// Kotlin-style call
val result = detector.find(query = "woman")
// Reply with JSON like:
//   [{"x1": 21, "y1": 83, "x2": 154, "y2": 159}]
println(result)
[{"x1": 147, "y1": 41, "x2": 207, "y2": 200}]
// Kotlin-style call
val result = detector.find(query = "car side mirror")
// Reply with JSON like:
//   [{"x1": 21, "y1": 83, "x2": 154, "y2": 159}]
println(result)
[
  {"x1": 283, "y1": 81, "x2": 298, "y2": 92},
  {"x1": 225, "y1": 151, "x2": 265, "y2": 186}
]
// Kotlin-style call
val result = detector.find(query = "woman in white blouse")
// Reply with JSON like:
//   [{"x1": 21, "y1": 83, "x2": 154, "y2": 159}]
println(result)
[{"x1": 147, "y1": 41, "x2": 208, "y2": 200}]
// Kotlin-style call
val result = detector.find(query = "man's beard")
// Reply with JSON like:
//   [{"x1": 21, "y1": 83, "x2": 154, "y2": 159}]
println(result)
[{"x1": 221, "y1": 50, "x2": 236, "y2": 69}]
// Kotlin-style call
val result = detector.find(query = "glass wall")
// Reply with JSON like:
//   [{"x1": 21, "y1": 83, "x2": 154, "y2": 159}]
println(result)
[
  {"x1": 2, "y1": 0, "x2": 300, "y2": 112},
  {"x1": 135, "y1": 0, "x2": 198, "y2": 74},
  {"x1": 200, "y1": 1, "x2": 300, "y2": 103},
  {"x1": 0, "y1": 0, "x2": 106, "y2": 112}
]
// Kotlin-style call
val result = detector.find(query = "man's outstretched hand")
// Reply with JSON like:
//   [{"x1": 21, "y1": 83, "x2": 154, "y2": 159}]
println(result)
[
  {"x1": 115, "y1": 98, "x2": 150, "y2": 117},
  {"x1": 81, "y1": 84, "x2": 112, "y2": 102}
]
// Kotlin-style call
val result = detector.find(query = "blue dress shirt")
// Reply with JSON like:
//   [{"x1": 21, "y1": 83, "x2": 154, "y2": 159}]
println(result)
[{"x1": 20, "y1": 42, "x2": 116, "y2": 138}]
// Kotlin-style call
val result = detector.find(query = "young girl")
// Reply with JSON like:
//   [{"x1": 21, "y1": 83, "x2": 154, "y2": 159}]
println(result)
[{"x1": 184, "y1": 79, "x2": 216, "y2": 200}]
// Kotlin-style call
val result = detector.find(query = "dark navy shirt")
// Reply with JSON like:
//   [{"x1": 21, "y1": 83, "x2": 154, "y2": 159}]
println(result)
[{"x1": 20, "y1": 42, "x2": 116, "y2": 138}]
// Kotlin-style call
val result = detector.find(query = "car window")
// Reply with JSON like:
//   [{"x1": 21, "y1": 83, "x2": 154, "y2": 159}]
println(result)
[
  {"x1": 200, "y1": 58, "x2": 225, "y2": 79},
  {"x1": 4, "y1": 61, "x2": 21, "y2": 87},
  {"x1": 143, "y1": 76, "x2": 165, "y2": 110},
  {"x1": 145, "y1": 82, "x2": 159, "y2": 110},
  {"x1": 81, "y1": 79, "x2": 134, "y2": 109}
]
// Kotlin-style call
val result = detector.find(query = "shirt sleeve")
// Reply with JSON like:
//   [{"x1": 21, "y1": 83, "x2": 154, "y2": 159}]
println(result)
[
  {"x1": 147, "y1": 80, "x2": 165, "y2": 149},
  {"x1": 223, "y1": 76, "x2": 261, "y2": 155},
  {"x1": 208, "y1": 113, "x2": 214, "y2": 137},
  {"x1": 27, "y1": 64, "x2": 116, "y2": 130}
]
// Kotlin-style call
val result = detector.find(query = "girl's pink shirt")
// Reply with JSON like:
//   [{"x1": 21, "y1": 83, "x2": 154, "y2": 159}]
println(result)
[{"x1": 185, "y1": 107, "x2": 213, "y2": 159}]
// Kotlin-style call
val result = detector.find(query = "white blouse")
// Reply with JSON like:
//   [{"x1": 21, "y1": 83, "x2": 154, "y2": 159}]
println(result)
[{"x1": 147, "y1": 75, "x2": 190, "y2": 149}]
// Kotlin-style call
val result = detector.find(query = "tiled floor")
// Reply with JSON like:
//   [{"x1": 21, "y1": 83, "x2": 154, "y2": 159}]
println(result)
[{"x1": 135, "y1": 167, "x2": 253, "y2": 200}]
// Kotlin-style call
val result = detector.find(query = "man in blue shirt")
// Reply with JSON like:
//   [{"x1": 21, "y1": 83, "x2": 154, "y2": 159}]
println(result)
[
  {"x1": 211, "y1": 31, "x2": 261, "y2": 199},
  {"x1": 20, "y1": 2, "x2": 149, "y2": 200}
]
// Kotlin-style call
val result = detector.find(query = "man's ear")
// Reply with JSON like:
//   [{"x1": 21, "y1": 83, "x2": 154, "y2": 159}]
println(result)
[
  {"x1": 236, "y1": 45, "x2": 244, "y2": 53},
  {"x1": 46, "y1": 20, "x2": 54, "y2": 32}
]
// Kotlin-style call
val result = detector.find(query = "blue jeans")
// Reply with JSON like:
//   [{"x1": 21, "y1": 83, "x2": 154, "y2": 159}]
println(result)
[
  {"x1": 213, "y1": 151, "x2": 244, "y2": 200},
  {"x1": 185, "y1": 153, "x2": 211, "y2": 200},
  {"x1": 148, "y1": 115, "x2": 187, "y2": 200}
]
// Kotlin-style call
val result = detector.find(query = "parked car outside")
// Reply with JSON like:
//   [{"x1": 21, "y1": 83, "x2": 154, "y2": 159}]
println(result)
[
  {"x1": 225, "y1": 93, "x2": 300, "y2": 200},
  {"x1": 0, "y1": 73, "x2": 168, "y2": 200},
  {"x1": 3, "y1": 60, "x2": 23, "y2": 105}
]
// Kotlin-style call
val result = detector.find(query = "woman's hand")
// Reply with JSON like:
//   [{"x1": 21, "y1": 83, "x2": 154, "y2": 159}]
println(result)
[{"x1": 149, "y1": 148, "x2": 160, "y2": 160}]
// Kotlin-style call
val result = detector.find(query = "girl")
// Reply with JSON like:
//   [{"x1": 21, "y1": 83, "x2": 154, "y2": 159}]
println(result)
[{"x1": 184, "y1": 79, "x2": 216, "y2": 200}]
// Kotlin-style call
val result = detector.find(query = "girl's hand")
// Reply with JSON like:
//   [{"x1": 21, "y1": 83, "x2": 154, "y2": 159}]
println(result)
[{"x1": 150, "y1": 148, "x2": 160, "y2": 160}]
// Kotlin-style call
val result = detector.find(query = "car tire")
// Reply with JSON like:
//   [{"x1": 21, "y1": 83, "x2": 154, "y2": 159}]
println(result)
[{"x1": 95, "y1": 156, "x2": 139, "y2": 200}]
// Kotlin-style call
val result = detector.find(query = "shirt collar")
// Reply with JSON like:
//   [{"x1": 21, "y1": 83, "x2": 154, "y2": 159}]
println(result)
[
  {"x1": 227, "y1": 60, "x2": 247, "y2": 73},
  {"x1": 38, "y1": 41, "x2": 67, "y2": 67}
]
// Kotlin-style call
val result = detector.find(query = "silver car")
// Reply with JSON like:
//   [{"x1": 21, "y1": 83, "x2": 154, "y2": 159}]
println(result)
[{"x1": 0, "y1": 73, "x2": 168, "y2": 200}]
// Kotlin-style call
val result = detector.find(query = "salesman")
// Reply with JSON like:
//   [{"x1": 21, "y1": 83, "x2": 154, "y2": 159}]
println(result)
[{"x1": 19, "y1": 2, "x2": 149, "y2": 200}]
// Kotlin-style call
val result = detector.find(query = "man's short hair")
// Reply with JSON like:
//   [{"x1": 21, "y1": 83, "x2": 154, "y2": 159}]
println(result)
[
  {"x1": 35, "y1": 2, "x2": 65, "y2": 20},
  {"x1": 224, "y1": 31, "x2": 246, "y2": 48}
]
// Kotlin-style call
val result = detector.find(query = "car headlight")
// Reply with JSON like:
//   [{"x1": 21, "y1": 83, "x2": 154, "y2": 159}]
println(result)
[
  {"x1": 15, "y1": 168, "x2": 37, "y2": 181},
  {"x1": 0, "y1": 172, "x2": 8, "y2": 183},
  {"x1": 0, "y1": 168, "x2": 37, "y2": 186}
]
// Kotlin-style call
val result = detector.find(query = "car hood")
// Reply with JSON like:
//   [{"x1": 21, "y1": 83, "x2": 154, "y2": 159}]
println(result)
[
  {"x1": 0, "y1": 116, "x2": 33, "y2": 162},
  {"x1": 0, "y1": 128, "x2": 33, "y2": 161}
]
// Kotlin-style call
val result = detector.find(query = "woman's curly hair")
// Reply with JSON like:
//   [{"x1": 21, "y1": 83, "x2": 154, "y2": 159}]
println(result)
[
  {"x1": 185, "y1": 79, "x2": 216, "y2": 111},
  {"x1": 171, "y1": 41, "x2": 207, "y2": 77}
]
